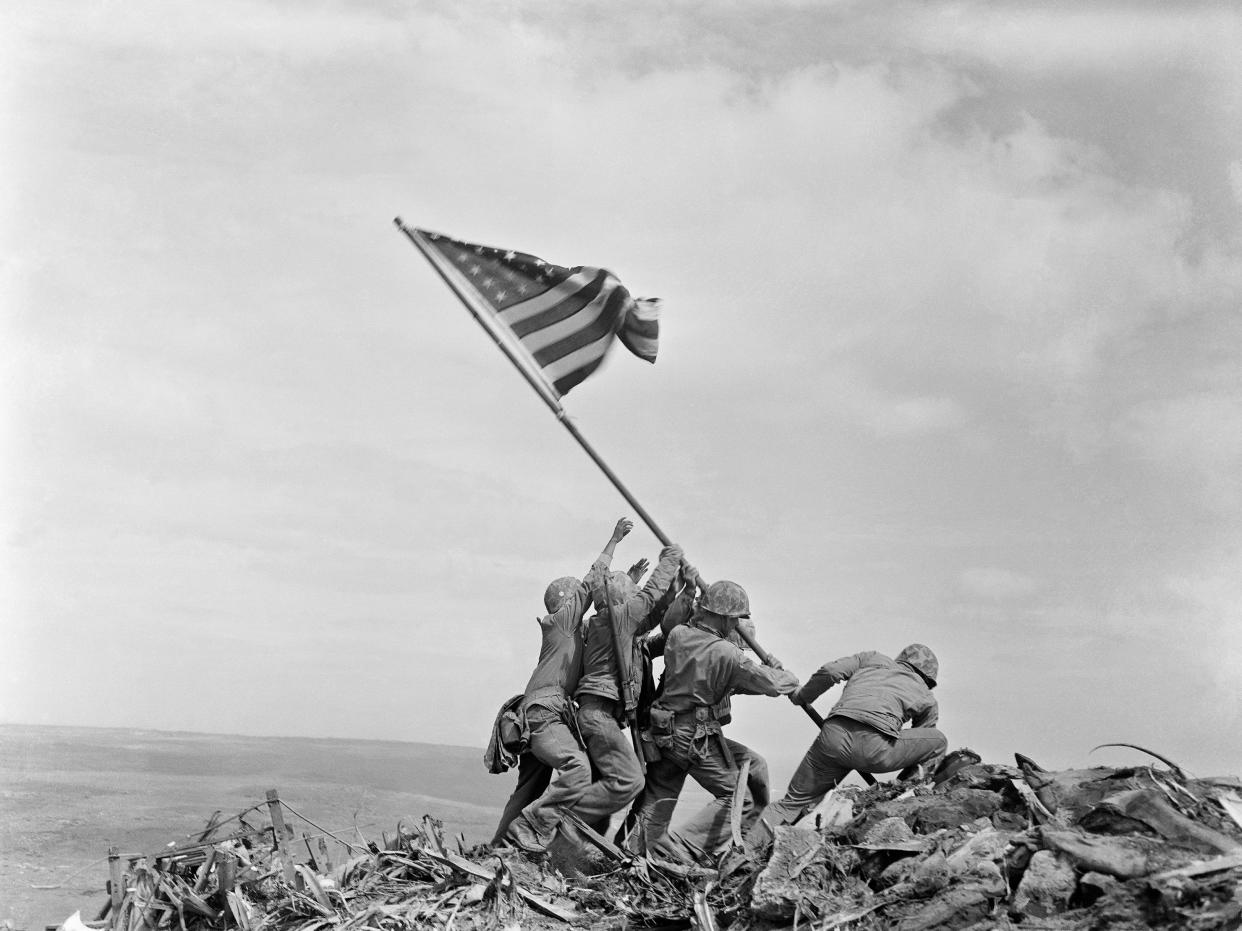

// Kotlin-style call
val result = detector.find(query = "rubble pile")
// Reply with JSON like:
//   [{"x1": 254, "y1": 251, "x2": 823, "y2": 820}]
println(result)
[
  {"x1": 745, "y1": 749, "x2": 1242, "y2": 930},
  {"x1": 84, "y1": 751, "x2": 1242, "y2": 931}
]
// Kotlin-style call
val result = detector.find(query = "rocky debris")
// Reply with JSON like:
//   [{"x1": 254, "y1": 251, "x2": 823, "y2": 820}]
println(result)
[
  {"x1": 744, "y1": 751, "x2": 1242, "y2": 930},
  {"x1": 75, "y1": 754, "x2": 1242, "y2": 931}
]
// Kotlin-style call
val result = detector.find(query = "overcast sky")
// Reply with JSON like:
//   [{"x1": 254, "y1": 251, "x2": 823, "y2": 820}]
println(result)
[{"x1": 2, "y1": 1, "x2": 1240, "y2": 784}]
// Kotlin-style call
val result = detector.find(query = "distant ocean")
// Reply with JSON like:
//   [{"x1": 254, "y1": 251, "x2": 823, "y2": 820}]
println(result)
[{"x1": 0, "y1": 723, "x2": 510, "y2": 929}]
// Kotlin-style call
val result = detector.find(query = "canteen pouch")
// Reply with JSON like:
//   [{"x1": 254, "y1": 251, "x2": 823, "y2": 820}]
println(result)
[
  {"x1": 648, "y1": 706, "x2": 676, "y2": 750},
  {"x1": 499, "y1": 707, "x2": 529, "y2": 755},
  {"x1": 638, "y1": 728, "x2": 663, "y2": 763}
]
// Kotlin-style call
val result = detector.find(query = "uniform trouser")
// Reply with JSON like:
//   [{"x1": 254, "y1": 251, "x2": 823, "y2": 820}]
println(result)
[
  {"x1": 493, "y1": 751, "x2": 610, "y2": 845},
  {"x1": 761, "y1": 717, "x2": 947, "y2": 830},
  {"x1": 614, "y1": 744, "x2": 770, "y2": 850},
  {"x1": 625, "y1": 724, "x2": 765, "y2": 861},
  {"x1": 567, "y1": 695, "x2": 644, "y2": 826},
  {"x1": 492, "y1": 753, "x2": 551, "y2": 845},
  {"x1": 518, "y1": 699, "x2": 592, "y2": 839}
]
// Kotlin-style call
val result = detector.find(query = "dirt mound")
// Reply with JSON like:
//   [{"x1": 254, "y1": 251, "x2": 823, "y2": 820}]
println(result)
[{"x1": 76, "y1": 753, "x2": 1242, "y2": 931}]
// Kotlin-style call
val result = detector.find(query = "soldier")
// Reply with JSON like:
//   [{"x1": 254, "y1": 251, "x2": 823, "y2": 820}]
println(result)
[
  {"x1": 500, "y1": 518, "x2": 634, "y2": 853},
  {"x1": 490, "y1": 555, "x2": 650, "y2": 846},
  {"x1": 566, "y1": 541, "x2": 685, "y2": 830},
  {"x1": 755, "y1": 644, "x2": 947, "y2": 839},
  {"x1": 623, "y1": 578, "x2": 800, "y2": 861}
]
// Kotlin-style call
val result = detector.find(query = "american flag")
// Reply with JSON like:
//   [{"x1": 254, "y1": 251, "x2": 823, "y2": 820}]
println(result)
[{"x1": 412, "y1": 228, "x2": 659, "y2": 397}]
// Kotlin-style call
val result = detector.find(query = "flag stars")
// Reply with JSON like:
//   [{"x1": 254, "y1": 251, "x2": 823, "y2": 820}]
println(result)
[
  {"x1": 504, "y1": 251, "x2": 516, "y2": 260},
  {"x1": 495, "y1": 291, "x2": 506, "y2": 301},
  {"x1": 470, "y1": 264, "x2": 482, "y2": 276},
  {"x1": 482, "y1": 277, "x2": 494, "y2": 288}
]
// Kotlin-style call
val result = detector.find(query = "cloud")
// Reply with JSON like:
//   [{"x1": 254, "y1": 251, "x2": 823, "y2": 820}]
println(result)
[
  {"x1": 903, "y1": 4, "x2": 1242, "y2": 76},
  {"x1": 7, "y1": 1, "x2": 408, "y2": 58},
  {"x1": 1115, "y1": 392, "x2": 1242, "y2": 510},
  {"x1": 959, "y1": 567, "x2": 1038, "y2": 600},
  {"x1": 1230, "y1": 161, "x2": 1242, "y2": 206}
]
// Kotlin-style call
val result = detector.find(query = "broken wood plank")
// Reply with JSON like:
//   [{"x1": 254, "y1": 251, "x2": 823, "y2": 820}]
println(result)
[
  {"x1": 191, "y1": 848, "x2": 217, "y2": 895},
  {"x1": 691, "y1": 887, "x2": 719, "y2": 931},
  {"x1": 106, "y1": 847, "x2": 125, "y2": 922},
  {"x1": 561, "y1": 812, "x2": 629, "y2": 861},
  {"x1": 419, "y1": 849, "x2": 577, "y2": 922},
  {"x1": 265, "y1": 789, "x2": 299, "y2": 887},
  {"x1": 1150, "y1": 851, "x2": 1242, "y2": 881},
  {"x1": 421, "y1": 815, "x2": 448, "y2": 856},
  {"x1": 215, "y1": 852, "x2": 236, "y2": 901},
  {"x1": 302, "y1": 833, "x2": 322, "y2": 872},
  {"x1": 730, "y1": 757, "x2": 751, "y2": 849}
]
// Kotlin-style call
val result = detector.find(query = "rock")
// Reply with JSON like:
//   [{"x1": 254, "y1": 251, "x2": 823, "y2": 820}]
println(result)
[
  {"x1": 910, "y1": 789, "x2": 1002, "y2": 833},
  {"x1": 877, "y1": 857, "x2": 916, "y2": 888},
  {"x1": 944, "y1": 826, "x2": 1008, "y2": 894},
  {"x1": 1082, "y1": 788, "x2": 1242, "y2": 855},
  {"x1": 910, "y1": 851, "x2": 950, "y2": 897},
  {"x1": 893, "y1": 884, "x2": 995, "y2": 931},
  {"x1": 1076, "y1": 870, "x2": 1120, "y2": 906},
  {"x1": 809, "y1": 791, "x2": 855, "y2": 836},
  {"x1": 855, "y1": 816, "x2": 928, "y2": 852},
  {"x1": 750, "y1": 825, "x2": 824, "y2": 920},
  {"x1": 1039, "y1": 826, "x2": 1149, "y2": 878},
  {"x1": 1011, "y1": 849, "x2": 1076, "y2": 918}
]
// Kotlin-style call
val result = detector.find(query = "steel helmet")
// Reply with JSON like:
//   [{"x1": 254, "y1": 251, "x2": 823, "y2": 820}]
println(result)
[
  {"x1": 544, "y1": 576, "x2": 581, "y2": 614},
  {"x1": 592, "y1": 571, "x2": 638, "y2": 610},
  {"x1": 896, "y1": 643, "x2": 939, "y2": 687},
  {"x1": 700, "y1": 580, "x2": 750, "y2": 618}
]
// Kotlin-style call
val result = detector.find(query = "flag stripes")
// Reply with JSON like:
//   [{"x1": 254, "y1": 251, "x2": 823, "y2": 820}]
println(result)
[{"x1": 413, "y1": 228, "x2": 659, "y2": 397}]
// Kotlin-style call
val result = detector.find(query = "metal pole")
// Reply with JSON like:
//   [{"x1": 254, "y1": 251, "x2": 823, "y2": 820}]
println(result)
[
  {"x1": 395, "y1": 218, "x2": 672, "y2": 543},
  {"x1": 397, "y1": 219, "x2": 849, "y2": 755}
]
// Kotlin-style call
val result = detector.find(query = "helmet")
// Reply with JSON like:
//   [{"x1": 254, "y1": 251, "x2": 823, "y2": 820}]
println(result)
[
  {"x1": 543, "y1": 576, "x2": 581, "y2": 614},
  {"x1": 592, "y1": 571, "x2": 638, "y2": 610},
  {"x1": 700, "y1": 580, "x2": 750, "y2": 618},
  {"x1": 896, "y1": 643, "x2": 939, "y2": 687}
]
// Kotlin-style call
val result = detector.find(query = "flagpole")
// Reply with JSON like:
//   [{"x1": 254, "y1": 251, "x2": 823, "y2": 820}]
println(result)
[
  {"x1": 394, "y1": 218, "x2": 839, "y2": 746},
  {"x1": 394, "y1": 217, "x2": 673, "y2": 545}
]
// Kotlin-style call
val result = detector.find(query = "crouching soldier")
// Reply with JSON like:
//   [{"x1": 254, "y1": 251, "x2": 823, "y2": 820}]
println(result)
[
  {"x1": 624, "y1": 579, "x2": 800, "y2": 861},
  {"x1": 754, "y1": 644, "x2": 947, "y2": 841},
  {"x1": 567, "y1": 542, "x2": 685, "y2": 831},
  {"x1": 499, "y1": 518, "x2": 634, "y2": 853}
]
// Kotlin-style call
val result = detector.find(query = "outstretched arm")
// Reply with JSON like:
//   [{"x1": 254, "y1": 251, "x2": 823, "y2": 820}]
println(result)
[
  {"x1": 793, "y1": 652, "x2": 867, "y2": 706},
  {"x1": 602, "y1": 518, "x2": 633, "y2": 561}
]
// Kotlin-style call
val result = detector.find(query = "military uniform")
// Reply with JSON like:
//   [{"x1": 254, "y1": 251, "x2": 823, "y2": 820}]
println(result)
[
  {"x1": 624, "y1": 619, "x2": 799, "y2": 859},
  {"x1": 761, "y1": 650, "x2": 947, "y2": 831},
  {"x1": 499, "y1": 553, "x2": 611, "y2": 847},
  {"x1": 569, "y1": 546, "x2": 682, "y2": 826}
]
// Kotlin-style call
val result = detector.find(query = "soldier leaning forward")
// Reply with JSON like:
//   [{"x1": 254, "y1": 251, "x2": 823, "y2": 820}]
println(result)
[
  {"x1": 623, "y1": 578, "x2": 799, "y2": 861},
  {"x1": 752, "y1": 644, "x2": 947, "y2": 849}
]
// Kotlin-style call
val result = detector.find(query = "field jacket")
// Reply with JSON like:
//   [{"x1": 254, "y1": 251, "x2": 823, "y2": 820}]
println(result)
[{"x1": 795, "y1": 650, "x2": 938, "y2": 739}]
